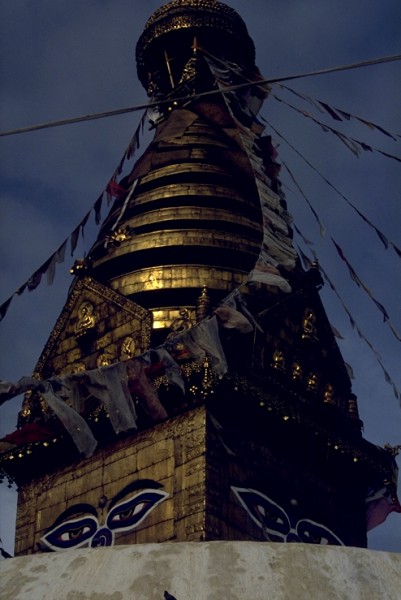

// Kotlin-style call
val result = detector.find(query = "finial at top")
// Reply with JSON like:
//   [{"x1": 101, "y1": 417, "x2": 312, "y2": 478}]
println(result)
[{"x1": 136, "y1": 0, "x2": 256, "y2": 94}]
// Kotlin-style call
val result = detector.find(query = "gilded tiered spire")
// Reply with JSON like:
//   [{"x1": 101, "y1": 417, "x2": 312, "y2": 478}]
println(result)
[{"x1": 89, "y1": 0, "x2": 273, "y2": 340}]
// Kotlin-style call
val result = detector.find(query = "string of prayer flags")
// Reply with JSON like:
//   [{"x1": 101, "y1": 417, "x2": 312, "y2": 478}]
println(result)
[
  {"x1": 125, "y1": 110, "x2": 148, "y2": 160},
  {"x1": 214, "y1": 305, "x2": 253, "y2": 334},
  {"x1": 221, "y1": 288, "x2": 263, "y2": 333},
  {"x1": 0, "y1": 375, "x2": 98, "y2": 456},
  {"x1": 330, "y1": 238, "x2": 401, "y2": 343},
  {"x1": 106, "y1": 178, "x2": 127, "y2": 204},
  {"x1": 68, "y1": 363, "x2": 137, "y2": 435},
  {"x1": 47, "y1": 239, "x2": 68, "y2": 285},
  {"x1": 0, "y1": 296, "x2": 13, "y2": 322},
  {"x1": 70, "y1": 208, "x2": 92, "y2": 255},
  {"x1": 190, "y1": 316, "x2": 228, "y2": 377},
  {"x1": 331, "y1": 238, "x2": 393, "y2": 324},
  {"x1": 94, "y1": 193, "x2": 104, "y2": 225},
  {"x1": 306, "y1": 257, "x2": 400, "y2": 402},
  {"x1": 126, "y1": 356, "x2": 168, "y2": 422},
  {"x1": 296, "y1": 243, "x2": 313, "y2": 271},
  {"x1": 41, "y1": 378, "x2": 98, "y2": 457},
  {"x1": 201, "y1": 51, "x2": 268, "y2": 133},
  {"x1": 0, "y1": 110, "x2": 150, "y2": 323},
  {"x1": 266, "y1": 120, "x2": 401, "y2": 262},
  {"x1": 282, "y1": 161, "x2": 325, "y2": 238},
  {"x1": 205, "y1": 54, "x2": 296, "y2": 294},
  {"x1": 277, "y1": 83, "x2": 400, "y2": 141},
  {"x1": 378, "y1": 361, "x2": 401, "y2": 404},
  {"x1": 153, "y1": 348, "x2": 186, "y2": 395},
  {"x1": 272, "y1": 94, "x2": 401, "y2": 163}
]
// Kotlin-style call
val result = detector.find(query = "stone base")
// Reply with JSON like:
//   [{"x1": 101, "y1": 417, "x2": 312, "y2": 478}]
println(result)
[{"x1": 1, "y1": 542, "x2": 400, "y2": 600}]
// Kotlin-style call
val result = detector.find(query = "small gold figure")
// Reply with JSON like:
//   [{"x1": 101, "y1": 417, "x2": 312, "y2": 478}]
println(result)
[
  {"x1": 301, "y1": 308, "x2": 318, "y2": 341},
  {"x1": 291, "y1": 361, "x2": 303, "y2": 381},
  {"x1": 323, "y1": 384, "x2": 336, "y2": 405},
  {"x1": 121, "y1": 336, "x2": 135, "y2": 360},
  {"x1": 97, "y1": 352, "x2": 113, "y2": 368},
  {"x1": 307, "y1": 372, "x2": 318, "y2": 391},
  {"x1": 75, "y1": 301, "x2": 96, "y2": 338},
  {"x1": 271, "y1": 349, "x2": 285, "y2": 372}
]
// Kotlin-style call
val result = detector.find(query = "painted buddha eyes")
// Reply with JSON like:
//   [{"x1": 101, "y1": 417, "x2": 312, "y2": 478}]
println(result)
[
  {"x1": 231, "y1": 487, "x2": 343, "y2": 545},
  {"x1": 107, "y1": 490, "x2": 169, "y2": 532},
  {"x1": 40, "y1": 484, "x2": 169, "y2": 551},
  {"x1": 232, "y1": 488, "x2": 290, "y2": 540},
  {"x1": 296, "y1": 518, "x2": 343, "y2": 546},
  {"x1": 41, "y1": 515, "x2": 99, "y2": 550}
]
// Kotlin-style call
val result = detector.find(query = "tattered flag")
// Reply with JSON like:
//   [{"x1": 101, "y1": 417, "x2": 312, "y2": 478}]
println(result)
[
  {"x1": 94, "y1": 193, "x2": 104, "y2": 225},
  {"x1": 0, "y1": 296, "x2": 13, "y2": 322}
]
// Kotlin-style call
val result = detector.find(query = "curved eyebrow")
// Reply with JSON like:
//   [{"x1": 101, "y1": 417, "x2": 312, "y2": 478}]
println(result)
[
  {"x1": 47, "y1": 503, "x2": 98, "y2": 530},
  {"x1": 108, "y1": 479, "x2": 163, "y2": 511}
]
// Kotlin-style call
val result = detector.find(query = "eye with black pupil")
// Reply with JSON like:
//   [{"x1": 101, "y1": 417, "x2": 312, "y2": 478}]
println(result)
[
  {"x1": 68, "y1": 528, "x2": 84, "y2": 539},
  {"x1": 115, "y1": 502, "x2": 148, "y2": 521}
]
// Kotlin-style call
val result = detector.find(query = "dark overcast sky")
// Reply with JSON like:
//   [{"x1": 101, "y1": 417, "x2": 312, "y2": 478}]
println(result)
[{"x1": 0, "y1": 0, "x2": 400, "y2": 553}]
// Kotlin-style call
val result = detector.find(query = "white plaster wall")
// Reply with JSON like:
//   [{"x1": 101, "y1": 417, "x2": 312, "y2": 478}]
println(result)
[{"x1": 1, "y1": 542, "x2": 400, "y2": 600}]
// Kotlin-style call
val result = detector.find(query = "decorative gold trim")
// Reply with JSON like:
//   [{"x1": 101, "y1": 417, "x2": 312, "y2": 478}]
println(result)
[
  {"x1": 94, "y1": 230, "x2": 260, "y2": 266},
  {"x1": 109, "y1": 266, "x2": 248, "y2": 296}
]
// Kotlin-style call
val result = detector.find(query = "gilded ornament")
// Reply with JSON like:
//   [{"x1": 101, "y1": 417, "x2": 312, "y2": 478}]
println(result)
[
  {"x1": 97, "y1": 352, "x2": 113, "y2": 367},
  {"x1": 301, "y1": 308, "x2": 318, "y2": 341},
  {"x1": 18, "y1": 390, "x2": 49, "y2": 426},
  {"x1": 291, "y1": 361, "x2": 303, "y2": 381},
  {"x1": 179, "y1": 56, "x2": 199, "y2": 85},
  {"x1": 306, "y1": 372, "x2": 318, "y2": 391},
  {"x1": 105, "y1": 226, "x2": 133, "y2": 247},
  {"x1": 271, "y1": 349, "x2": 285, "y2": 373},
  {"x1": 75, "y1": 301, "x2": 96, "y2": 338},
  {"x1": 70, "y1": 258, "x2": 92, "y2": 276},
  {"x1": 347, "y1": 394, "x2": 360, "y2": 419},
  {"x1": 323, "y1": 384, "x2": 336, "y2": 405},
  {"x1": 121, "y1": 336, "x2": 136, "y2": 360},
  {"x1": 34, "y1": 277, "x2": 151, "y2": 375},
  {"x1": 196, "y1": 285, "x2": 211, "y2": 322}
]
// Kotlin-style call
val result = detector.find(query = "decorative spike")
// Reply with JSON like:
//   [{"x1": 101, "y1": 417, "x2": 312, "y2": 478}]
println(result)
[{"x1": 196, "y1": 286, "x2": 211, "y2": 322}]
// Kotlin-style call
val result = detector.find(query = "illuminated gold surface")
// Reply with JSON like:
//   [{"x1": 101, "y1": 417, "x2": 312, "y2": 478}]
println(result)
[
  {"x1": 152, "y1": 307, "x2": 197, "y2": 330},
  {"x1": 96, "y1": 230, "x2": 260, "y2": 263},
  {"x1": 15, "y1": 407, "x2": 208, "y2": 554},
  {"x1": 127, "y1": 207, "x2": 260, "y2": 231},
  {"x1": 29, "y1": 276, "x2": 152, "y2": 383},
  {"x1": 139, "y1": 162, "x2": 240, "y2": 184},
  {"x1": 132, "y1": 183, "x2": 251, "y2": 206},
  {"x1": 109, "y1": 266, "x2": 247, "y2": 297}
]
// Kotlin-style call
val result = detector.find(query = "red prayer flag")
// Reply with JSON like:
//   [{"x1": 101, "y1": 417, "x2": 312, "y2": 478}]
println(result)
[{"x1": 106, "y1": 179, "x2": 126, "y2": 198}]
